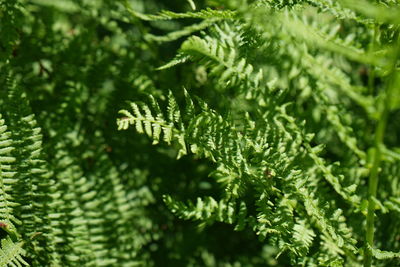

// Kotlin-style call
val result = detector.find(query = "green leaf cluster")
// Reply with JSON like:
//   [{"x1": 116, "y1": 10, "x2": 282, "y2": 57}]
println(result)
[{"x1": 1, "y1": 0, "x2": 400, "y2": 266}]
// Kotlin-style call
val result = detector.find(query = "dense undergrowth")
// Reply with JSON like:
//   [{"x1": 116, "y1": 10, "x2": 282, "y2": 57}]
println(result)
[{"x1": 0, "y1": 0, "x2": 400, "y2": 266}]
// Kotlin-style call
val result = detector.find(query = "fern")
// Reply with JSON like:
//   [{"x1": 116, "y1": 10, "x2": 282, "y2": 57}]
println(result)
[
  {"x1": 369, "y1": 245, "x2": 400, "y2": 260},
  {"x1": 1, "y1": 0, "x2": 400, "y2": 266},
  {"x1": 146, "y1": 19, "x2": 218, "y2": 43},
  {"x1": 0, "y1": 114, "x2": 19, "y2": 228},
  {"x1": 122, "y1": 1, "x2": 236, "y2": 21},
  {"x1": 0, "y1": 237, "x2": 28, "y2": 267},
  {"x1": 163, "y1": 195, "x2": 247, "y2": 230},
  {"x1": 117, "y1": 88, "x2": 361, "y2": 263},
  {"x1": 118, "y1": 91, "x2": 188, "y2": 158},
  {"x1": 117, "y1": 0, "x2": 400, "y2": 266}
]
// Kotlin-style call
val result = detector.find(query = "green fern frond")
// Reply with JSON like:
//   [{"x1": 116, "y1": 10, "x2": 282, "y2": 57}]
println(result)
[
  {"x1": 146, "y1": 19, "x2": 217, "y2": 43},
  {"x1": 2, "y1": 0, "x2": 400, "y2": 265},
  {"x1": 292, "y1": 220, "x2": 316, "y2": 256},
  {"x1": 123, "y1": 0, "x2": 235, "y2": 22},
  {"x1": 281, "y1": 14, "x2": 384, "y2": 67},
  {"x1": 163, "y1": 195, "x2": 247, "y2": 230},
  {"x1": 0, "y1": 115, "x2": 19, "y2": 228},
  {"x1": 0, "y1": 237, "x2": 28, "y2": 267},
  {"x1": 2, "y1": 75, "x2": 58, "y2": 265},
  {"x1": 299, "y1": 187, "x2": 358, "y2": 254},
  {"x1": 368, "y1": 245, "x2": 400, "y2": 260},
  {"x1": 28, "y1": 0, "x2": 79, "y2": 13},
  {"x1": 301, "y1": 53, "x2": 375, "y2": 116},
  {"x1": 383, "y1": 198, "x2": 400, "y2": 214},
  {"x1": 305, "y1": 0, "x2": 360, "y2": 21},
  {"x1": 339, "y1": 0, "x2": 400, "y2": 24},
  {"x1": 180, "y1": 35, "x2": 263, "y2": 94},
  {"x1": 117, "y1": 86, "x2": 361, "y2": 263},
  {"x1": 117, "y1": 92, "x2": 187, "y2": 158},
  {"x1": 0, "y1": 0, "x2": 24, "y2": 61},
  {"x1": 318, "y1": 100, "x2": 366, "y2": 160},
  {"x1": 277, "y1": 107, "x2": 361, "y2": 206},
  {"x1": 157, "y1": 54, "x2": 191, "y2": 70}
]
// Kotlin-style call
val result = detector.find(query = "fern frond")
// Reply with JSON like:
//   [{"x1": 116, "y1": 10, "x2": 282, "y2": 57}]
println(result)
[
  {"x1": 180, "y1": 35, "x2": 263, "y2": 94},
  {"x1": 306, "y1": 0, "x2": 362, "y2": 21},
  {"x1": 299, "y1": 187, "x2": 358, "y2": 254},
  {"x1": 292, "y1": 220, "x2": 316, "y2": 256},
  {"x1": 277, "y1": 107, "x2": 361, "y2": 206},
  {"x1": 29, "y1": 0, "x2": 79, "y2": 13},
  {"x1": 0, "y1": 115, "x2": 19, "y2": 227},
  {"x1": 2, "y1": 75, "x2": 60, "y2": 265},
  {"x1": 301, "y1": 53, "x2": 376, "y2": 116},
  {"x1": 383, "y1": 197, "x2": 400, "y2": 214},
  {"x1": 123, "y1": 0, "x2": 235, "y2": 22},
  {"x1": 368, "y1": 245, "x2": 400, "y2": 260},
  {"x1": 157, "y1": 54, "x2": 191, "y2": 70},
  {"x1": 0, "y1": 0, "x2": 24, "y2": 60},
  {"x1": 5, "y1": 0, "x2": 398, "y2": 265},
  {"x1": 163, "y1": 195, "x2": 247, "y2": 230},
  {"x1": 117, "y1": 92, "x2": 187, "y2": 158},
  {"x1": 281, "y1": 14, "x2": 385, "y2": 67},
  {"x1": 318, "y1": 100, "x2": 366, "y2": 160},
  {"x1": 257, "y1": 0, "x2": 370, "y2": 25},
  {"x1": 117, "y1": 86, "x2": 361, "y2": 263},
  {"x1": 339, "y1": 0, "x2": 400, "y2": 24},
  {"x1": 0, "y1": 237, "x2": 28, "y2": 267},
  {"x1": 146, "y1": 19, "x2": 217, "y2": 43}
]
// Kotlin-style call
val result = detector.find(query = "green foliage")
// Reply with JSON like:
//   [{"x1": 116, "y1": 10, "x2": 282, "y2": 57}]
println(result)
[
  {"x1": 1, "y1": 0, "x2": 400, "y2": 266},
  {"x1": 0, "y1": 237, "x2": 28, "y2": 267}
]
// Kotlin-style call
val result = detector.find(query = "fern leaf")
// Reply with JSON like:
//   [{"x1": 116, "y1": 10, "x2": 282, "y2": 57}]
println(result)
[
  {"x1": 117, "y1": 92, "x2": 187, "y2": 158},
  {"x1": 146, "y1": 19, "x2": 216, "y2": 43},
  {"x1": 292, "y1": 220, "x2": 316, "y2": 256},
  {"x1": 302, "y1": 189, "x2": 357, "y2": 253},
  {"x1": 278, "y1": 107, "x2": 361, "y2": 206},
  {"x1": 180, "y1": 35, "x2": 262, "y2": 94},
  {"x1": 123, "y1": 1, "x2": 235, "y2": 21},
  {"x1": 163, "y1": 195, "x2": 247, "y2": 230},
  {"x1": 157, "y1": 54, "x2": 191, "y2": 70},
  {"x1": 302, "y1": 52, "x2": 375, "y2": 116},
  {"x1": 368, "y1": 245, "x2": 400, "y2": 260},
  {"x1": 0, "y1": 237, "x2": 28, "y2": 267},
  {"x1": 0, "y1": 115, "x2": 19, "y2": 227},
  {"x1": 281, "y1": 14, "x2": 384, "y2": 67},
  {"x1": 2, "y1": 76, "x2": 61, "y2": 265},
  {"x1": 339, "y1": 0, "x2": 400, "y2": 24},
  {"x1": 29, "y1": 0, "x2": 79, "y2": 13}
]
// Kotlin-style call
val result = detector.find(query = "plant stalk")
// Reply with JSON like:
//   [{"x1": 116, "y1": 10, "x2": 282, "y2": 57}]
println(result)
[
  {"x1": 367, "y1": 25, "x2": 378, "y2": 95},
  {"x1": 363, "y1": 38, "x2": 399, "y2": 267},
  {"x1": 363, "y1": 111, "x2": 387, "y2": 267}
]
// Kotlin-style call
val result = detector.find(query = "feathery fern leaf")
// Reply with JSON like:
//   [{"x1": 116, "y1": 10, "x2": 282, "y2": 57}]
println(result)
[
  {"x1": 0, "y1": 115, "x2": 19, "y2": 228},
  {"x1": 0, "y1": 237, "x2": 28, "y2": 267}
]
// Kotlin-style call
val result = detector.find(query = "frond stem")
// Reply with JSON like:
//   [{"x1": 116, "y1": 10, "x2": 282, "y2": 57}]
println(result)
[
  {"x1": 367, "y1": 25, "x2": 378, "y2": 95},
  {"x1": 364, "y1": 36, "x2": 400, "y2": 267}
]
